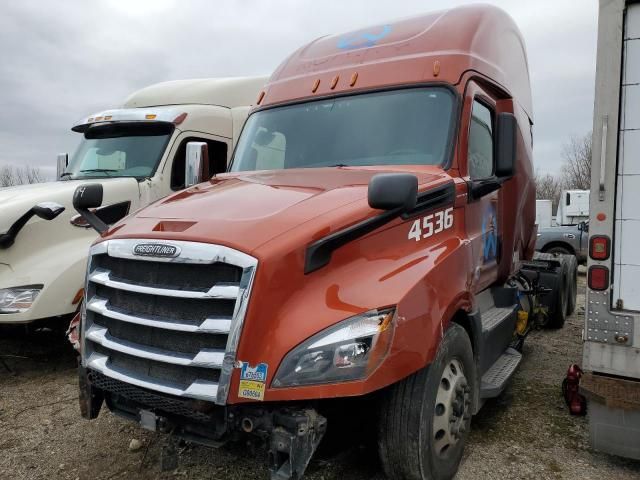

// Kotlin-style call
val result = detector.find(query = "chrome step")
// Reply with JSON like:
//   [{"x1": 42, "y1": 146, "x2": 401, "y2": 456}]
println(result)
[
  {"x1": 480, "y1": 347, "x2": 522, "y2": 399},
  {"x1": 481, "y1": 305, "x2": 517, "y2": 332}
]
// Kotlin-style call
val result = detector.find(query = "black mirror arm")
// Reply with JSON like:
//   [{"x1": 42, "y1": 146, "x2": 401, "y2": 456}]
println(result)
[
  {"x1": 468, "y1": 177, "x2": 503, "y2": 201},
  {"x1": 75, "y1": 208, "x2": 108, "y2": 235},
  {"x1": 0, "y1": 209, "x2": 39, "y2": 249}
]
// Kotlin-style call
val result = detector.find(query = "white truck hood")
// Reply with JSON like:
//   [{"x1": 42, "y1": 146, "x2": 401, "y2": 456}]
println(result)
[
  {"x1": 0, "y1": 178, "x2": 140, "y2": 232},
  {"x1": 0, "y1": 177, "x2": 142, "y2": 323}
]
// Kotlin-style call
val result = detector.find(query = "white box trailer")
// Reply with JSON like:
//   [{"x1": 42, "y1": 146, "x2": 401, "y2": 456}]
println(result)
[
  {"x1": 581, "y1": 0, "x2": 640, "y2": 460},
  {"x1": 556, "y1": 189, "x2": 589, "y2": 225},
  {"x1": 535, "y1": 199, "x2": 553, "y2": 228}
]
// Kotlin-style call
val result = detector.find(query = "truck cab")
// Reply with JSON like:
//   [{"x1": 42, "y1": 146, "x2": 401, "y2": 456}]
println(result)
[
  {"x1": 75, "y1": 6, "x2": 570, "y2": 480},
  {"x1": 0, "y1": 77, "x2": 266, "y2": 324}
]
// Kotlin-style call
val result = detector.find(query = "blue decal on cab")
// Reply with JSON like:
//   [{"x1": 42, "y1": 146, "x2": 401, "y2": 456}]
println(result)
[
  {"x1": 337, "y1": 25, "x2": 392, "y2": 50},
  {"x1": 482, "y1": 204, "x2": 498, "y2": 262},
  {"x1": 240, "y1": 362, "x2": 268, "y2": 383}
]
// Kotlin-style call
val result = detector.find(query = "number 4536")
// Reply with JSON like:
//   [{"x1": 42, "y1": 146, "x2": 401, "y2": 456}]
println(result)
[{"x1": 408, "y1": 207, "x2": 454, "y2": 242}]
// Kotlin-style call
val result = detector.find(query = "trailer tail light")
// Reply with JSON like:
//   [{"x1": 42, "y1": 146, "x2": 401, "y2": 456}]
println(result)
[
  {"x1": 588, "y1": 266, "x2": 610, "y2": 291},
  {"x1": 590, "y1": 235, "x2": 610, "y2": 260}
]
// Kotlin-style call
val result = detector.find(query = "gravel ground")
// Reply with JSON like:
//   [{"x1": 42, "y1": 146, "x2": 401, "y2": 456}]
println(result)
[{"x1": 1, "y1": 272, "x2": 639, "y2": 480}]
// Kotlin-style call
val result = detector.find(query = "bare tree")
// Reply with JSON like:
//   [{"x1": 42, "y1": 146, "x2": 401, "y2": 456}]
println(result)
[
  {"x1": 0, "y1": 165, "x2": 45, "y2": 187},
  {"x1": 560, "y1": 132, "x2": 592, "y2": 190},
  {"x1": 534, "y1": 170, "x2": 563, "y2": 214}
]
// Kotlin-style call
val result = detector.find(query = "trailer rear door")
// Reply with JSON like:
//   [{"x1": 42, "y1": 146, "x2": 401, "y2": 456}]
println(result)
[{"x1": 614, "y1": 3, "x2": 640, "y2": 311}]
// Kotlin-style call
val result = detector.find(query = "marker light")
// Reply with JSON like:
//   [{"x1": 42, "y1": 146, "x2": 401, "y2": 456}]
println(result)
[
  {"x1": 312, "y1": 79, "x2": 320, "y2": 93},
  {"x1": 590, "y1": 235, "x2": 610, "y2": 261},
  {"x1": 172, "y1": 112, "x2": 188, "y2": 125},
  {"x1": 588, "y1": 266, "x2": 609, "y2": 291},
  {"x1": 273, "y1": 307, "x2": 396, "y2": 387},
  {"x1": 145, "y1": 114, "x2": 157, "y2": 120}
]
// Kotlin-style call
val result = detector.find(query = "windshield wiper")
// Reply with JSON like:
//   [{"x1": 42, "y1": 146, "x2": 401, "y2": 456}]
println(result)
[
  {"x1": 79, "y1": 169, "x2": 118, "y2": 176},
  {"x1": 59, "y1": 172, "x2": 74, "y2": 179}
]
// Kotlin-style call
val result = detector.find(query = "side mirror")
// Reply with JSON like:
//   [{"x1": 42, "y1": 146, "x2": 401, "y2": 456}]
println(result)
[
  {"x1": 0, "y1": 202, "x2": 66, "y2": 249},
  {"x1": 32, "y1": 202, "x2": 65, "y2": 221},
  {"x1": 495, "y1": 113, "x2": 517, "y2": 178},
  {"x1": 57, "y1": 153, "x2": 68, "y2": 179},
  {"x1": 185, "y1": 142, "x2": 209, "y2": 187},
  {"x1": 73, "y1": 184, "x2": 107, "y2": 234},
  {"x1": 368, "y1": 173, "x2": 418, "y2": 211}
]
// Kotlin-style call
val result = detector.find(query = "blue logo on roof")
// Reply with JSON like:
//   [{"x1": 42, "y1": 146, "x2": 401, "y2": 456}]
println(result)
[{"x1": 337, "y1": 25, "x2": 393, "y2": 50}]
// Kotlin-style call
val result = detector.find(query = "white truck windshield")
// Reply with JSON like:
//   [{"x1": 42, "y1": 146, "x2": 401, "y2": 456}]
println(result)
[
  {"x1": 64, "y1": 122, "x2": 173, "y2": 179},
  {"x1": 230, "y1": 88, "x2": 455, "y2": 172}
]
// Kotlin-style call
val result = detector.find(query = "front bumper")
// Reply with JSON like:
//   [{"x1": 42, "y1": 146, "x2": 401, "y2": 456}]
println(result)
[{"x1": 80, "y1": 366, "x2": 327, "y2": 480}]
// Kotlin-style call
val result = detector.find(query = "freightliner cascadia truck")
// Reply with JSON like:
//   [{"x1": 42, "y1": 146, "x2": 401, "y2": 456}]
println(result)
[
  {"x1": 0, "y1": 76, "x2": 266, "y2": 326},
  {"x1": 72, "y1": 6, "x2": 575, "y2": 480},
  {"x1": 579, "y1": 0, "x2": 640, "y2": 460}
]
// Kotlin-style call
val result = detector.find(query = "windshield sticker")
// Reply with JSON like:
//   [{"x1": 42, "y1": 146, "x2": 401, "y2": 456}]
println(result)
[
  {"x1": 238, "y1": 362, "x2": 268, "y2": 401},
  {"x1": 337, "y1": 25, "x2": 392, "y2": 50}
]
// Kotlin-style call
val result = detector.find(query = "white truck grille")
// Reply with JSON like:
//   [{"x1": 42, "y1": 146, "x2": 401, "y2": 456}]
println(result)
[{"x1": 81, "y1": 239, "x2": 257, "y2": 405}]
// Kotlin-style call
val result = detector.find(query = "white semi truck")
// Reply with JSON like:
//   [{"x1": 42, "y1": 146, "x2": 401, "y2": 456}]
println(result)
[
  {"x1": 0, "y1": 76, "x2": 266, "y2": 326},
  {"x1": 581, "y1": 0, "x2": 640, "y2": 460}
]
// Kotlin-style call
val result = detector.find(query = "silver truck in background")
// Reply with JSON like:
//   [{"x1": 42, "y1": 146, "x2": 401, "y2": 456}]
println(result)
[
  {"x1": 580, "y1": 0, "x2": 640, "y2": 460},
  {"x1": 0, "y1": 76, "x2": 266, "y2": 326},
  {"x1": 535, "y1": 221, "x2": 588, "y2": 264}
]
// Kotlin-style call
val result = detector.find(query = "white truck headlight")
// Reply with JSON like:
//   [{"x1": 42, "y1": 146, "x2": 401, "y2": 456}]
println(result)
[
  {"x1": 0, "y1": 285, "x2": 43, "y2": 314},
  {"x1": 272, "y1": 308, "x2": 396, "y2": 387}
]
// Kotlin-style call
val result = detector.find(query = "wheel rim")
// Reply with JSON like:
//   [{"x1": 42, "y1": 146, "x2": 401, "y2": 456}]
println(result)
[{"x1": 432, "y1": 358, "x2": 471, "y2": 458}]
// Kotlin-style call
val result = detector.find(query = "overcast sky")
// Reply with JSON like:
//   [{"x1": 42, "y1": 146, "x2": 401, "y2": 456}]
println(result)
[{"x1": 0, "y1": 0, "x2": 598, "y2": 179}]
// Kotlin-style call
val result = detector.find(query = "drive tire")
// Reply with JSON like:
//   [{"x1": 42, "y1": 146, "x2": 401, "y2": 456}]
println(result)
[
  {"x1": 565, "y1": 255, "x2": 578, "y2": 316},
  {"x1": 547, "y1": 258, "x2": 569, "y2": 329},
  {"x1": 378, "y1": 323, "x2": 475, "y2": 480},
  {"x1": 544, "y1": 245, "x2": 572, "y2": 256}
]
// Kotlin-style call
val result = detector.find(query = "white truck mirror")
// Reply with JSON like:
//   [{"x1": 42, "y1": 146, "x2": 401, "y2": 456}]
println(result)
[
  {"x1": 56, "y1": 153, "x2": 68, "y2": 179},
  {"x1": 185, "y1": 142, "x2": 209, "y2": 187}
]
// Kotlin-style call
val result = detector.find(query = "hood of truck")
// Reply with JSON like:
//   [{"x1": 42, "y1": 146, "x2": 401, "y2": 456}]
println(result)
[
  {"x1": 0, "y1": 177, "x2": 142, "y2": 320},
  {"x1": 105, "y1": 166, "x2": 452, "y2": 253},
  {"x1": 0, "y1": 178, "x2": 141, "y2": 233}
]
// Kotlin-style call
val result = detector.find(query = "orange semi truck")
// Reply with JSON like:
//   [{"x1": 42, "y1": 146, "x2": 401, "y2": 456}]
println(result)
[{"x1": 71, "y1": 5, "x2": 575, "y2": 480}]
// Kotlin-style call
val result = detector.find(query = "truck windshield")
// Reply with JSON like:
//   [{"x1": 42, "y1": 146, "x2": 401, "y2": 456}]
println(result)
[
  {"x1": 230, "y1": 87, "x2": 455, "y2": 172},
  {"x1": 64, "y1": 122, "x2": 174, "y2": 179}
]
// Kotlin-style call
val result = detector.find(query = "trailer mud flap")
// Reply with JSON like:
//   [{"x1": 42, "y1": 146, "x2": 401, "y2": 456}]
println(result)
[{"x1": 269, "y1": 409, "x2": 327, "y2": 480}]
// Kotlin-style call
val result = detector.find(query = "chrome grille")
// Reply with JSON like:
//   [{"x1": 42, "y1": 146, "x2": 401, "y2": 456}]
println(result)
[{"x1": 81, "y1": 239, "x2": 257, "y2": 405}]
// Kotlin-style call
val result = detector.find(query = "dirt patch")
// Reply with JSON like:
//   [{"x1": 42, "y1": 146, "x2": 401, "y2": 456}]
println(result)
[{"x1": 1, "y1": 272, "x2": 639, "y2": 479}]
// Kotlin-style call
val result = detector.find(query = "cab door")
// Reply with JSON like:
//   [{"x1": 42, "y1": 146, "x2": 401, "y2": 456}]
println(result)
[{"x1": 461, "y1": 82, "x2": 500, "y2": 293}]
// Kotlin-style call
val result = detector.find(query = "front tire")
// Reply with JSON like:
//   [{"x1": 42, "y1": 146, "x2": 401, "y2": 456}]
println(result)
[{"x1": 378, "y1": 323, "x2": 476, "y2": 480}]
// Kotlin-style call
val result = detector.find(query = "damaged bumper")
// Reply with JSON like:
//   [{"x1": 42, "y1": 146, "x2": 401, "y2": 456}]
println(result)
[{"x1": 79, "y1": 367, "x2": 327, "y2": 480}]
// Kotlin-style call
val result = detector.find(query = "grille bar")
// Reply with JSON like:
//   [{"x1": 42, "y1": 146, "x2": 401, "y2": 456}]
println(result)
[
  {"x1": 87, "y1": 297, "x2": 233, "y2": 334},
  {"x1": 89, "y1": 269, "x2": 240, "y2": 299},
  {"x1": 87, "y1": 352, "x2": 220, "y2": 402},
  {"x1": 86, "y1": 324, "x2": 225, "y2": 368}
]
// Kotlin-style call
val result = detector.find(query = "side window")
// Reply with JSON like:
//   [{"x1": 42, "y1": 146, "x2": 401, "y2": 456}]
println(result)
[
  {"x1": 171, "y1": 137, "x2": 228, "y2": 190},
  {"x1": 468, "y1": 100, "x2": 494, "y2": 180}
]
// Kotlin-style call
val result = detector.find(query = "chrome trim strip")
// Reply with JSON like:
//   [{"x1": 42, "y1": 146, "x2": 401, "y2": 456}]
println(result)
[
  {"x1": 88, "y1": 269, "x2": 239, "y2": 300},
  {"x1": 87, "y1": 297, "x2": 232, "y2": 334},
  {"x1": 105, "y1": 238, "x2": 256, "y2": 268},
  {"x1": 86, "y1": 352, "x2": 219, "y2": 402},
  {"x1": 86, "y1": 324, "x2": 225, "y2": 368},
  {"x1": 216, "y1": 264, "x2": 257, "y2": 404}
]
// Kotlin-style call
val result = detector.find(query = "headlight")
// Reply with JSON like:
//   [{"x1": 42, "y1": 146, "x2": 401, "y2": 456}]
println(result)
[
  {"x1": 0, "y1": 285, "x2": 43, "y2": 314},
  {"x1": 272, "y1": 307, "x2": 396, "y2": 388}
]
